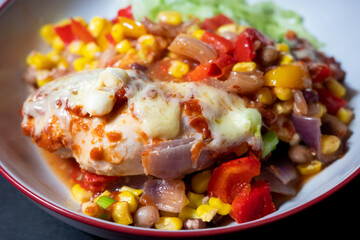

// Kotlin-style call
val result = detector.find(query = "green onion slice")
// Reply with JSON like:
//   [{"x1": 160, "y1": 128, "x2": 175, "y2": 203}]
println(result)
[
  {"x1": 262, "y1": 130, "x2": 279, "y2": 159},
  {"x1": 96, "y1": 195, "x2": 116, "y2": 209}
]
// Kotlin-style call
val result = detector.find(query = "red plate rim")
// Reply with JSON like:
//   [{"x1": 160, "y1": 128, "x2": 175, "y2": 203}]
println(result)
[{"x1": 1, "y1": 0, "x2": 360, "y2": 237}]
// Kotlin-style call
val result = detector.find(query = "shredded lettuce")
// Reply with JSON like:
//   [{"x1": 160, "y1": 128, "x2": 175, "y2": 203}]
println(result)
[{"x1": 130, "y1": 0, "x2": 321, "y2": 47}]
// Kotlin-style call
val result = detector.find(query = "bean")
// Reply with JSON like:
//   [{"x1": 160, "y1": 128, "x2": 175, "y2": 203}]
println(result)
[
  {"x1": 183, "y1": 219, "x2": 206, "y2": 230},
  {"x1": 134, "y1": 205, "x2": 160, "y2": 228},
  {"x1": 288, "y1": 145, "x2": 315, "y2": 164}
]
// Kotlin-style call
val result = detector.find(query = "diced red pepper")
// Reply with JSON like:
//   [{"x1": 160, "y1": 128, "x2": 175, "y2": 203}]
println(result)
[
  {"x1": 308, "y1": 63, "x2": 331, "y2": 83},
  {"x1": 200, "y1": 14, "x2": 234, "y2": 32},
  {"x1": 105, "y1": 32, "x2": 117, "y2": 46},
  {"x1": 187, "y1": 62, "x2": 222, "y2": 81},
  {"x1": 230, "y1": 181, "x2": 276, "y2": 223},
  {"x1": 207, "y1": 156, "x2": 261, "y2": 204},
  {"x1": 213, "y1": 53, "x2": 236, "y2": 69},
  {"x1": 316, "y1": 88, "x2": 347, "y2": 115},
  {"x1": 112, "y1": 5, "x2": 134, "y2": 23},
  {"x1": 54, "y1": 24, "x2": 75, "y2": 45},
  {"x1": 201, "y1": 31, "x2": 234, "y2": 54},
  {"x1": 70, "y1": 19, "x2": 94, "y2": 43}
]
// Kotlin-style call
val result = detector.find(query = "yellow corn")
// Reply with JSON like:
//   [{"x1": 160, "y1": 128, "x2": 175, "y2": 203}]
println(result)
[
  {"x1": 187, "y1": 192, "x2": 205, "y2": 209},
  {"x1": 35, "y1": 70, "x2": 53, "y2": 87},
  {"x1": 193, "y1": 29, "x2": 205, "y2": 39},
  {"x1": 216, "y1": 24, "x2": 247, "y2": 35},
  {"x1": 275, "y1": 43, "x2": 290, "y2": 53},
  {"x1": 82, "y1": 42, "x2": 101, "y2": 59},
  {"x1": 273, "y1": 100, "x2": 294, "y2": 115},
  {"x1": 297, "y1": 160, "x2": 322, "y2": 175},
  {"x1": 40, "y1": 24, "x2": 56, "y2": 44},
  {"x1": 117, "y1": 17, "x2": 147, "y2": 38},
  {"x1": 46, "y1": 50, "x2": 61, "y2": 63},
  {"x1": 256, "y1": 87, "x2": 275, "y2": 105},
  {"x1": 279, "y1": 54, "x2": 294, "y2": 65},
  {"x1": 95, "y1": 19, "x2": 112, "y2": 51},
  {"x1": 112, "y1": 202, "x2": 133, "y2": 225},
  {"x1": 110, "y1": 23, "x2": 125, "y2": 43},
  {"x1": 232, "y1": 62, "x2": 257, "y2": 72},
  {"x1": 119, "y1": 186, "x2": 143, "y2": 197},
  {"x1": 93, "y1": 190, "x2": 111, "y2": 203},
  {"x1": 321, "y1": 135, "x2": 341, "y2": 155},
  {"x1": 159, "y1": 211, "x2": 178, "y2": 217},
  {"x1": 68, "y1": 40, "x2": 85, "y2": 55},
  {"x1": 155, "y1": 217, "x2": 183, "y2": 230},
  {"x1": 337, "y1": 107, "x2": 353, "y2": 125},
  {"x1": 157, "y1": 11, "x2": 183, "y2": 25},
  {"x1": 325, "y1": 78, "x2": 346, "y2": 98},
  {"x1": 138, "y1": 34, "x2": 156, "y2": 47},
  {"x1": 26, "y1": 52, "x2": 54, "y2": 70},
  {"x1": 116, "y1": 191, "x2": 138, "y2": 213},
  {"x1": 191, "y1": 170, "x2": 212, "y2": 194},
  {"x1": 273, "y1": 87, "x2": 293, "y2": 101},
  {"x1": 208, "y1": 197, "x2": 231, "y2": 216},
  {"x1": 178, "y1": 206, "x2": 199, "y2": 221},
  {"x1": 168, "y1": 60, "x2": 189, "y2": 78},
  {"x1": 115, "y1": 39, "x2": 133, "y2": 54},
  {"x1": 51, "y1": 36, "x2": 65, "y2": 51},
  {"x1": 88, "y1": 59, "x2": 99, "y2": 70},
  {"x1": 73, "y1": 57, "x2": 92, "y2": 71},
  {"x1": 81, "y1": 201, "x2": 101, "y2": 217},
  {"x1": 196, "y1": 204, "x2": 217, "y2": 222},
  {"x1": 71, "y1": 184, "x2": 92, "y2": 203},
  {"x1": 87, "y1": 16, "x2": 106, "y2": 38}
]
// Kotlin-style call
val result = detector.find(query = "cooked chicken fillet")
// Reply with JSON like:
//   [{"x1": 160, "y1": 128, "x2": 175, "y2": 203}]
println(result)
[{"x1": 21, "y1": 68, "x2": 262, "y2": 179}]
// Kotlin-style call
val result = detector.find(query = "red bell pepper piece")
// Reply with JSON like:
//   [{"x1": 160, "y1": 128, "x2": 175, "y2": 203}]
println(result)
[
  {"x1": 105, "y1": 32, "x2": 116, "y2": 46},
  {"x1": 200, "y1": 14, "x2": 234, "y2": 32},
  {"x1": 234, "y1": 28, "x2": 270, "y2": 62},
  {"x1": 316, "y1": 88, "x2": 347, "y2": 115},
  {"x1": 112, "y1": 5, "x2": 134, "y2": 23},
  {"x1": 308, "y1": 63, "x2": 331, "y2": 83},
  {"x1": 54, "y1": 24, "x2": 75, "y2": 45},
  {"x1": 70, "y1": 19, "x2": 94, "y2": 43},
  {"x1": 187, "y1": 62, "x2": 222, "y2": 81},
  {"x1": 201, "y1": 31, "x2": 234, "y2": 54},
  {"x1": 207, "y1": 156, "x2": 261, "y2": 204},
  {"x1": 213, "y1": 53, "x2": 236, "y2": 69},
  {"x1": 230, "y1": 181, "x2": 276, "y2": 223}
]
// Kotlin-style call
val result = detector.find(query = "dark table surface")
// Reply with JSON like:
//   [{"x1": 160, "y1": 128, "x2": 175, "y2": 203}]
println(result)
[{"x1": 0, "y1": 173, "x2": 359, "y2": 240}]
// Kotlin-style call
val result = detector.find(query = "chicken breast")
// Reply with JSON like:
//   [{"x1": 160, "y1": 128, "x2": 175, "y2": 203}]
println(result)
[{"x1": 21, "y1": 68, "x2": 262, "y2": 179}]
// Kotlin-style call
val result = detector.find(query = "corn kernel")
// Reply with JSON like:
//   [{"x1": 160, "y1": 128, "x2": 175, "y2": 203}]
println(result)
[
  {"x1": 187, "y1": 192, "x2": 205, "y2": 209},
  {"x1": 208, "y1": 197, "x2": 231, "y2": 215},
  {"x1": 216, "y1": 24, "x2": 246, "y2": 35},
  {"x1": 35, "y1": 70, "x2": 53, "y2": 87},
  {"x1": 112, "y1": 202, "x2": 133, "y2": 225},
  {"x1": 273, "y1": 87, "x2": 293, "y2": 101},
  {"x1": 157, "y1": 11, "x2": 183, "y2": 25},
  {"x1": 71, "y1": 184, "x2": 92, "y2": 203},
  {"x1": 115, "y1": 39, "x2": 133, "y2": 54},
  {"x1": 191, "y1": 170, "x2": 212, "y2": 194},
  {"x1": 120, "y1": 186, "x2": 143, "y2": 197},
  {"x1": 155, "y1": 217, "x2": 183, "y2": 230},
  {"x1": 275, "y1": 43, "x2": 290, "y2": 53},
  {"x1": 138, "y1": 34, "x2": 156, "y2": 47},
  {"x1": 232, "y1": 62, "x2": 257, "y2": 72},
  {"x1": 116, "y1": 191, "x2": 138, "y2": 213},
  {"x1": 88, "y1": 60, "x2": 98, "y2": 70},
  {"x1": 117, "y1": 17, "x2": 147, "y2": 38},
  {"x1": 325, "y1": 78, "x2": 346, "y2": 98},
  {"x1": 26, "y1": 52, "x2": 54, "y2": 70},
  {"x1": 88, "y1": 16, "x2": 105, "y2": 38},
  {"x1": 68, "y1": 40, "x2": 85, "y2": 55},
  {"x1": 168, "y1": 60, "x2": 189, "y2": 78},
  {"x1": 40, "y1": 24, "x2": 56, "y2": 44},
  {"x1": 82, "y1": 42, "x2": 101, "y2": 59},
  {"x1": 95, "y1": 19, "x2": 112, "y2": 51},
  {"x1": 110, "y1": 23, "x2": 125, "y2": 43},
  {"x1": 273, "y1": 100, "x2": 294, "y2": 115},
  {"x1": 321, "y1": 135, "x2": 341, "y2": 155},
  {"x1": 196, "y1": 204, "x2": 217, "y2": 222},
  {"x1": 297, "y1": 160, "x2": 322, "y2": 175},
  {"x1": 193, "y1": 29, "x2": 205, "y2": 39},
  {"x1": 82, "y1": 201, "x2": 101, "y2": 217},
  {"x1": 279, "y1": 54, "x2": 294, "y2": 65},
  {"x1": 178, "y1": 206, "x2": 199, "y2": 221},
  {"x1": 337, "y1": 107, "x2": 353, "y2": 125},
  {"x1": 73, "y1": 57, "x2": 92, "y2": 71},
  {"x1": 256, "y1": 87, "x2": 275, "y2": 105},
  {"x1": 51, "y1": 35, "x2": 65, "y2": 51},
  {"x1": 46, "y1": 50, "x2": 61, "y2": 63}
]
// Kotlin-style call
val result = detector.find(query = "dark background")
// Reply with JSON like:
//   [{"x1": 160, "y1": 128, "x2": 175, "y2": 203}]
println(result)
[{"x1": 0, "y1": 174, "x2": 359, "y2": 240}]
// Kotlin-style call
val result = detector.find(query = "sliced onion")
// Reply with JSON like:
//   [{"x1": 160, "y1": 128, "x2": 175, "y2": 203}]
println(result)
[
  {"x1": 255, "y1": 170, "x2": 297, "y2": 196},
  {"x1": 142, "y1": 179, "x2": 187, "y2": 213},
  {"x1": 265, "y1": 160, "x2": 298, "y2": 185},
  {"x1": 168, "y1": 34, "x2": 217, "y2": 64},
  {"x1": 204, "y1": 70, "x2": 263, "y2": 95},
  {"x1": 97, "y1": 46, "x2": 117, "y2": 68}
]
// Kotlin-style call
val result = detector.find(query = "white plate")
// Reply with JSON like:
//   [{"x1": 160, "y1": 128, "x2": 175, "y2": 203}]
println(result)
[{"x1": 0, "y1": 0, "x2": 359, "y2": 238}]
